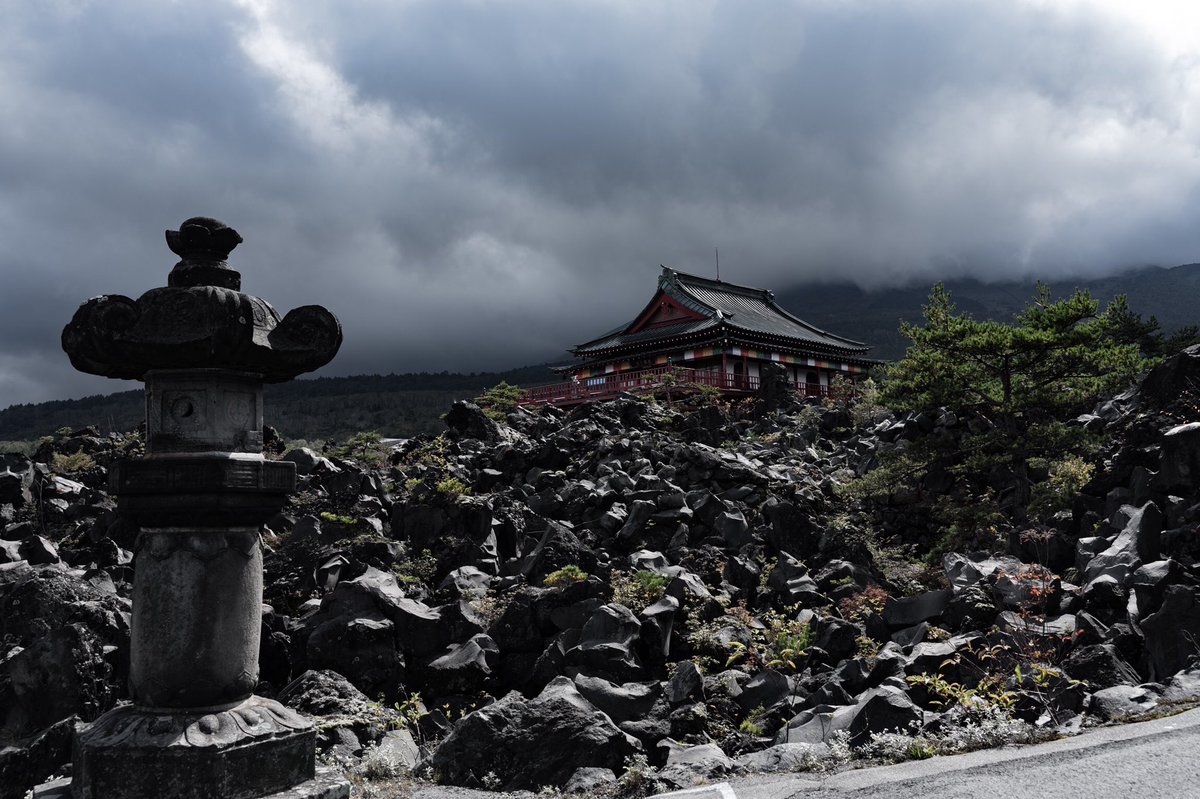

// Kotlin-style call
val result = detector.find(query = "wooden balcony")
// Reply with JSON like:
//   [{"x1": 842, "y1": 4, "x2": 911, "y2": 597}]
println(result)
[{"x1": 516, "y1": 366, "x2": 831, "y2": 407}]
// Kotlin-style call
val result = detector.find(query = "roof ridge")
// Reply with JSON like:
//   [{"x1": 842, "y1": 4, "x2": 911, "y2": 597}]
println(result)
[
  {"x1": 659, "y1": 267, "x2": 719, "y2": 317},
  {"x1": 660, "y1": 266, "x2": 771, "y2": 300}
]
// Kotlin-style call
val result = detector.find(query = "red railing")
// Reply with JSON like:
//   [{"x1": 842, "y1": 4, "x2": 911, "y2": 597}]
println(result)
[{"x1": 517, "y1": 366, "x2": 831, "y2": 407}]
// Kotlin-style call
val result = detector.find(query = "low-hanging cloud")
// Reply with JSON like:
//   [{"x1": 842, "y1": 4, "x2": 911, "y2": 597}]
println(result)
[{"x1": 2, "y1": 0, "x2": 1198, "y2": 407}]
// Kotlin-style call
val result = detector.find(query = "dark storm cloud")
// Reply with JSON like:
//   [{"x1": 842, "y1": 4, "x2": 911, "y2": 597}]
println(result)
[{"x1": 1, "y1": 0, "x2": 1198, "y2": 407}]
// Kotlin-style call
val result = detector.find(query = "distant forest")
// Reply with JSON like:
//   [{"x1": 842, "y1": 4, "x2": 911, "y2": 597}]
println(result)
[{"x1": 0, "y1": 364, "x2": 557, "y2": 444}]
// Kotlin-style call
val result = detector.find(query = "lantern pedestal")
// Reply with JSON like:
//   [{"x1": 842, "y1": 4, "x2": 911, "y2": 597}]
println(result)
[{"x1": 51, "y1": 218, "x2": 347, "y2": 799}]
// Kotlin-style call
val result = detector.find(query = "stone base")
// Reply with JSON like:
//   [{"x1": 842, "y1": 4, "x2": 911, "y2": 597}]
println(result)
[
  {"x1": 68, "y1": 696, "x2": 331, "y2": 799},
  {"x1": 34, "y1": 767, "x2": 350, "y2": 799}
]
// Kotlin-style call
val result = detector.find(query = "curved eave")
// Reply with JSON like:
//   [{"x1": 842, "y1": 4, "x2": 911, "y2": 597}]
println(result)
[
  {"x1": 709, "y1": 321, "x2": 872, "y2": 357},
  {"x1": 574, "y1": 325, "x2": 717, "y2": 358},
  {"x1": 571, "y1": 320, "x2": 636, "y2": 351},
  {"x1": 722, "y1": 323, "x2": 871, "y2": 356},
  {"x1": 762, "y1": 299, "x2": 869, "y2": 350}
]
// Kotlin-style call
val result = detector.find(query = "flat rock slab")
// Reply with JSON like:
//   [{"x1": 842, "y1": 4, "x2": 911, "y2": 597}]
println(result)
[
  {"x1": 735, "y1": 742, "x2": 829, "y2": 773},
  {"x1": 653, "y1": 781, "x2": 739, "y2": 799},
  {"x1": 1087, "y1": 685, "x2": 1160, "y2": 721}
]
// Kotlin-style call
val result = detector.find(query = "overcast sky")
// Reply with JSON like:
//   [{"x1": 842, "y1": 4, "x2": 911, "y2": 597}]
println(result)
[{"x1": 3, "y1": 0, "x2": 1199, "y2": 407}]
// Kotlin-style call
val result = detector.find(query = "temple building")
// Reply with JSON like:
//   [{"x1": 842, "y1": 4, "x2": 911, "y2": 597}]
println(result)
[{"x1": 520, "y1": 267, "x2": 875, "y2": 406}]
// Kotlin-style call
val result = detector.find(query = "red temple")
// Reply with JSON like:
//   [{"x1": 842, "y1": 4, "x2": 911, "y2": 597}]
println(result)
[{"x1": 519, "y1": 267, "x2": 876, "y2": 406}]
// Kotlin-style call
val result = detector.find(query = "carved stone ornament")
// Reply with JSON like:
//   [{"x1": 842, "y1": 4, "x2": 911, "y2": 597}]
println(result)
[
  {"x1": 73, "y1": 697, "x2": 317, "y2": 799},
  {"x1": 78, "y1": 696, "x2": 311, "y2": 751},
  {"x1": 61, "y1": 217, "x2": 342, "y2": 382}
]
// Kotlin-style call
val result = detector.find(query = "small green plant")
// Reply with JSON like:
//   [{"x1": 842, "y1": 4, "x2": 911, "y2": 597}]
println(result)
[
  {"x1": 333, "y1": 431, "x2": 388, "y2": 469},
  {"x1": 738, "y1": 704, "x2": 767, "y2": 736},
  {"x1": 360, "y1": 740, "x2": 405, "y2": 779},
  {"x1": 907, "y1": 672, "x2": 1016, "y2": 715},
  {"x1": 50, "y1": 451, "x2": 95, "y2": 473},
  {"x1": 838, "y1": 585, "x2": 890, "y2": 622},
  {"x1": 435, "y1": 477, "x2": 471, "y2": 497},
  {"x1": 758, "y1": 557, "x2": 777, "y2": 591},
  {"x1": 319, "y1": 511, "x2": 357, "y2": 526},
  {"x1": 683, "y1": 382, "x2": 723, "y2": 408},
  {"x1": 793, "y1": 403, "x2": 821, "y2": 429},
  {"x1": 678, "y1": 607, "x2": 726, "y2": 673},
  {"x1": 763, "y1": 615, "x2": 812, "y2": 669},
  {"x1": 615, "y1": 752, "x2": 664, "y2": 799},
  {"x1": 475, "y1": 381, "x2": 523, "y2": 421},
  {"x1": 402, "y1": 436, "x2": 450, "y2": 469},
  {"x1": 388, "y1": 691, "x2": 431, "y2": 742},
  {"x1": 1028, "y1": 455, "x2": 1095, "y2": 518},
  {"x1": 289, "y1": 489, "x2": 322, "y2": 512},
  {"x1": 848, "y1": 377, "x2": 887, "y2": 428},
  {"x1": 908, "y1": 637, "x2": 1035, "y2": 719},
  {"x1": 469, "y1": 591, "x2": 513, "y2": 629},
  {"x1": 725, "y1": 605, "x2": 812, "y2": 673},
  {"x1": 543, "y1": 564, "x2": 588, "y2": 587},
  {"x1": 905, "y1": 739, "x2": 936, "y2": 760},
  {"x1": 392, "y1": 547, "x2": 439, "y2": 585},
  {"x1": 823, "y1": 373, "x2": 859, "y2": 407},
  {"x1": 611, "y1": 569, "x2": 669, "y2": 612},
  {"x1": 855, "y1": 635, "x2": 881, "y2": 663}
]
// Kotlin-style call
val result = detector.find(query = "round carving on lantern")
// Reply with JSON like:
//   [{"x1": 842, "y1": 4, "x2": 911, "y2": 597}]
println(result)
[{"x1": 171, "y1": 396, "x2": 197, "y2": 421}]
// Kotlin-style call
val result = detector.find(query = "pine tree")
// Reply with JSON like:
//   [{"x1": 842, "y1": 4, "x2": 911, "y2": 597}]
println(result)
[{"x1": 872, "y1": 283, "x2": 1150, "y2": 518}]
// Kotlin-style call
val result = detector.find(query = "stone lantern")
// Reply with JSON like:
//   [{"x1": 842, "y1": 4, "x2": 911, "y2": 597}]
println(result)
[{"x1": 54, "y1": 218, "x2": 349, "y2": 799}]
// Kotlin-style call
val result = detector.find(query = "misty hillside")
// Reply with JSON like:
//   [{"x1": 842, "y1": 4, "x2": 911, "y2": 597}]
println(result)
[{"x1": 776, "y1": 262, "x2": 1200, "y2": 360}]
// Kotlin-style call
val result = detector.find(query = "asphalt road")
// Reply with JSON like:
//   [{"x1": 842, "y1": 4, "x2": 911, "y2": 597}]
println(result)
[{"x1": 687, "y1": 707, "x2": 1200, "y2": 799}]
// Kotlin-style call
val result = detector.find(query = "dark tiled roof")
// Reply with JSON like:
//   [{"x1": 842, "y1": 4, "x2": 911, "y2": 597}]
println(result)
[
  {"x1": 574, "y1": 267, "x2": 871, "y2": 356},
  {"x1": 573, "y1": 318, "x2": 717, "y2": 353}
]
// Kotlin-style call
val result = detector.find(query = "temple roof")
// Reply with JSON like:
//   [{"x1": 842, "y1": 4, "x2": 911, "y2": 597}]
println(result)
[{"x1": 573, "y1": 267, "x2": 871, "y2": 358}]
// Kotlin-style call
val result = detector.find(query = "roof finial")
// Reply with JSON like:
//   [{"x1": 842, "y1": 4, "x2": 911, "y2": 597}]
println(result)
[{"x1": 715, "y1": 248, "x2": 720, "y2": 282}]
